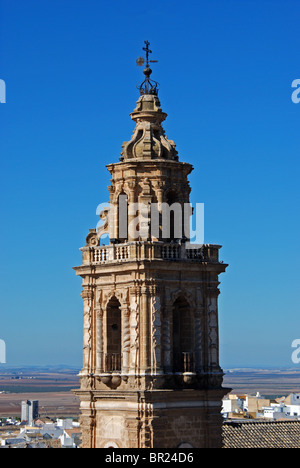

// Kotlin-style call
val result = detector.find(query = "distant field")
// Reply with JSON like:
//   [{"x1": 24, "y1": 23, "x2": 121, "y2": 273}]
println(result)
[
  {"x1": 223, "y1": 368, "x2": 300, "y2": 397},
  {"x1": 0, "y1": 392, "x2": 80, "y2": 418},
  {"x1": 0, "y1": 368, "x2": 80, "y2": 418},
  {"x1": 0, "y1": 370, "x2": 80, "y2": 394},
  {"x1": 1, "y1": 367, "x2": 300, "y2": 418}
]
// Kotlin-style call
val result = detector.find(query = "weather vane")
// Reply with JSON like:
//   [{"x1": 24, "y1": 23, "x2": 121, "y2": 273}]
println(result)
[{"x1": 136, "y1": 40, "x2": 159, "y2": 96}]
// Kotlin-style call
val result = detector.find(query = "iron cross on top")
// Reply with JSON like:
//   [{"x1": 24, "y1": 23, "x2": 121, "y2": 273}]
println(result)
[
  {"x1": 143, "y1": 40, "x2": 152, "y2": 67},
  {"x1": 142, "y1": 40, "x2": 158, "y2": 67}
]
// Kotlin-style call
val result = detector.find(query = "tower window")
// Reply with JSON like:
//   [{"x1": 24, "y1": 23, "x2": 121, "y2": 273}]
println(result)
[
  {"x1": 172, "y1": 297, "x2": 195, "y2": 373},
  {"x1": 105, "y1": 297, "x2": 122, "y2": 372}
]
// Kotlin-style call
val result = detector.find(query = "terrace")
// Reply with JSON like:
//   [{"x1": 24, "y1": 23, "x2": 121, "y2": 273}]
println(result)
[{"x1": 80, "y1": 241, "x2": 222, "y2": 265}]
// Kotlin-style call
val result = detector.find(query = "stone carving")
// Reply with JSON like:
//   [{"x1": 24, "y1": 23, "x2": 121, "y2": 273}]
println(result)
[
  {"x1": 208, "y1": 308, "x2": 218, "y2": 366},
  {"x1": 104, "y1": 290, "x2": 122, "y2": 309},
  {"x1": 81, "y1": 288, "x2": 93, "y2": 373},
  {"x1": 169, "y1": 288, "x2": 196, "y2": 309},
  {"x1": 129, "y1": 292, "x2": 140, "y2": 373},
  {"x1": 120, "y1": 94, "x2": 178, "y2": 161},
  {"x1": 122, "y1": 291, "x2": 131, "y2": 374},
  {"x1": 151, "y1": 295, "x2": 162, "y2": 372},
  {"x1": 100, "y1": 415, "x2": 125, "y2": 440},
  {"x1": 161, "y1": 308, "x2": 171, "y2": 372},
  {"x1": 95, "y1": 293, "x2": 104, "y2": 374},
  {"x1": 86, "y1": 229, "x2": 100, "y2": 247}
]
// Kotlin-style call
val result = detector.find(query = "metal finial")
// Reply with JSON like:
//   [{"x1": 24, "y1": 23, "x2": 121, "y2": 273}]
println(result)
[
  {"x1": 136, "y1": 41, "x2": 159, "y2": 96},
  {"x1": 143, "y1": 40, "x2": 152, "y2": 68}
]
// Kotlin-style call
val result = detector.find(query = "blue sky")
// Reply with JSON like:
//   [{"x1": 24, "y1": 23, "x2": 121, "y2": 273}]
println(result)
[{"x1": 0, "y1": 0, "x2": 299, "y2": 367}]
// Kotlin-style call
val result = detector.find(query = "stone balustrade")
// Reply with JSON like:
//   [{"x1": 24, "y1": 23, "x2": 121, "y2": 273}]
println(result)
[{"x1": 81, "y1": 241, "x2": 222, "y2": 265}]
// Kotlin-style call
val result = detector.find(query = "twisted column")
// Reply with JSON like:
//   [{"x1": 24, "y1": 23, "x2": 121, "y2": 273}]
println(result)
[{"x1": 81, "y1": 288, "x2": 94, "y2": 373}]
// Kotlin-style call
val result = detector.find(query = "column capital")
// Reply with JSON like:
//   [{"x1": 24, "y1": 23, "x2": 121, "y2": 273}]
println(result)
[
  {"x1": 141, "y1": 285, "x2": 150, "y2": 296},
  {"x1": 81, "y1": 288, "x2": 94, "y2": 300}
]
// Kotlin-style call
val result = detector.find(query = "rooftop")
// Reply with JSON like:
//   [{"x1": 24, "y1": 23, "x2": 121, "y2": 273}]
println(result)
[{"x1": 223, "y1": 420, "x2": 300, "y2": 448}]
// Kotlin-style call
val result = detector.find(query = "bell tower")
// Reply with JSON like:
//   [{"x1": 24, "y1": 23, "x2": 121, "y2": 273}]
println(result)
[{"x1": 74, "y1": 42, "x2": 228, "y2": 449}]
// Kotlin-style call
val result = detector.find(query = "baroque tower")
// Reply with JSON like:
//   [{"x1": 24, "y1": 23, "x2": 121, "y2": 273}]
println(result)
[{"x1": 74, "y1": 42, "x2": 228, "y2": 449}]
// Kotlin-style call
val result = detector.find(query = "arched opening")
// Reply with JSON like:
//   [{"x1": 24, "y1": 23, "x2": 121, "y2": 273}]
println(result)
[
  {"x1": 104, "y1": 441, "x2": 119, "y2": 448},
  {"x1": 163, "y1": 189, "x2": 182, "y2": 242},
  {"x1": 172, "y1": 297, "x2": 195, "y2": 373},
  {"x1": 105, "y1": 297, "x2": 122, "y2": 372}
]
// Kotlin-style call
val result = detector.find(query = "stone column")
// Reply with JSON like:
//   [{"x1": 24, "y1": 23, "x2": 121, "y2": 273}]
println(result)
[
  {"x1": 152, "y1": 180, "x2": 164, "y2": 241},
  {"x1": 140, "y1": 286, "x2": 150, "y2": 373},
  {"x1": 151, "y1": 293, "x2": 163, "y2": 374},
  {"x1": 81, "y1": 288, "x2": 93, "y2": 373},
  {"x1": 95, "y1": 308, "x2": 104, "y2": 373},
  {"x1": 195, "y1": 288, "x2": 204, "y2": 372},
  {"x1": 126, "y1": 181, "x2": 137, "y2": 242},
  {"x1": 206, "y1": 291, "x2": 220, "y2": 370},
  {"x1": 194, "y1": 307, "x2": 203, "y2": 372},
  {"x1": 129, "y1": 289, "x2": 140, "y2": 374},
  {"x1": 121, "y1": 305, "x2": 131, "y2": 374},
  {"x1": 139, "y1": 178, "x2": 152, "y2": 241},
  {"x1": 110, "y1": 199, "x2": 119, "y2": 240},
  {"x1": 162, "y1": 306, "x2": 172, "y2": 373}
]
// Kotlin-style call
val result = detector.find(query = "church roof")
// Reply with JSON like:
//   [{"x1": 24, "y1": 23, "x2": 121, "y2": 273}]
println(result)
[{"x1": 222, "y1": 420, "x2": 300, "y2": 448}]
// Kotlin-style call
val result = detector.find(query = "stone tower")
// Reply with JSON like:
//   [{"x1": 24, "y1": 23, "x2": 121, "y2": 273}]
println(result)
[{"x1": 74, "y1": 42, "x2": 228, "y2": 449}]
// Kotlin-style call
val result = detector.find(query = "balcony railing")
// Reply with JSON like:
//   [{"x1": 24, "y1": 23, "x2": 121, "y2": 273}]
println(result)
[
  {"x1": 103, "y1": 353, "x2": 122, "y2": 373},
  {"x1": 101, "y1": 352, "x2": 194, "y2": 375},
  {"x1": 173, "y1": 352, "x2": 195, "y2": 373},
  {"x1": 81, "y1": 241, "x2": 222, "y2": 265},
  {"x1": 182, "y1": 352, "x2": 195, "y2": 373}
]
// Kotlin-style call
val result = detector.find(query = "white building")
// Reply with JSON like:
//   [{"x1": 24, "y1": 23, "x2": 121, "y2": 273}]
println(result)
[
  {"x1": 56, "y1": 418, "x2": 73, "y2": 430},
  {"x1": 285, "y1": 393, "x2": 300, "y2": 416},
  {"x1": 262, "y1": 404, "x2": 286, "y2": 419},
  {"x1": 222, "y1": 394, "x2": 245, "y2": 417},
  {"x1": 262, "y1": 394, "x2": 300, "y2": 420},
  {"x1": 18, "y1": 418, "x2": 81, "y2": 448},
  {"x1": 21, "y1": 400, "x2": 39, "y2": 425}
]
